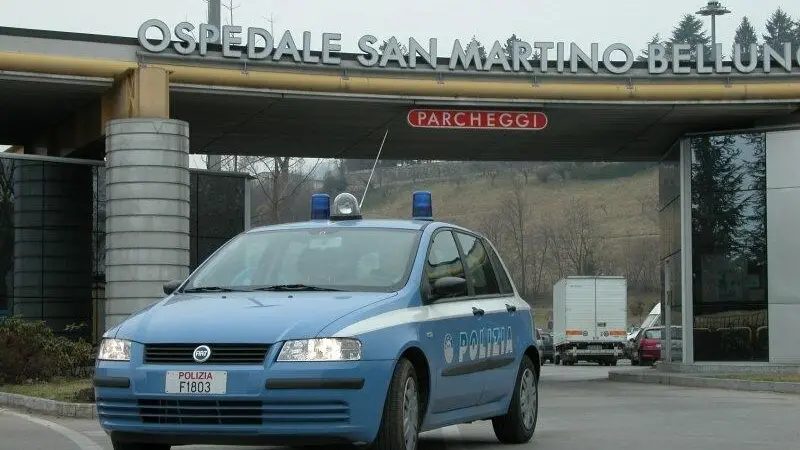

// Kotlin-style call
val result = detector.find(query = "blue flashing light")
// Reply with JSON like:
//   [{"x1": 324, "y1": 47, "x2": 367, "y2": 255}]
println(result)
[
  {"x1": 310, "y1": 193, "x2": 331, "y2": 220},
  {"x1": 412, "y1": 191, "x2": 433, "y2": 220}
]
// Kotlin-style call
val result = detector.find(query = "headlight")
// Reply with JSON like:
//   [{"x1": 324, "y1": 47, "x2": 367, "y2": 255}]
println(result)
[
  {"x1": 97, "y1": 338, "x2": 131, "y2": 361},
  {"x1": 277, "y1": 338, "x2": 361, "y2": 362}
]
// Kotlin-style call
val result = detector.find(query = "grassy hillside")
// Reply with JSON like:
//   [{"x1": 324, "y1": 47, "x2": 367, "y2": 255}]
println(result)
[
  {"x1": 358, "y1": 166, "x2": 661, "y2": 327},
  {"x1": 361, "y1": 168, "x2": 657, "y2": 237}
]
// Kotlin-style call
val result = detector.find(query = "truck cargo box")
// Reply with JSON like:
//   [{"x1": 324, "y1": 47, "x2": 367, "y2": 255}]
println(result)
[{"x1": 552, "y1": 276, "x2": 627, "y2": 365}]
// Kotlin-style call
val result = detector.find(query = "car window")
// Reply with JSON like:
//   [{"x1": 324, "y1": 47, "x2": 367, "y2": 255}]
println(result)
[
  {"x1": 644, "y1": 329, "x2": 663, "y2": 339},
  {"x1": 455, "y1": 232, "x2": 501, "y2": 296},
  {"x1": 425, "y1": 230, "x2": 466, "y2": 294},
  {"x1": 483, "y1": 239, "x2": 514, "y2": 294},
  {"x1": 184, "y1": 227, "x2": 421, "y2": 292}
]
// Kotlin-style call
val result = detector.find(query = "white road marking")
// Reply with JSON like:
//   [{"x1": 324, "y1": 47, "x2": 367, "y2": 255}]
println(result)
[{"x1": 0, "y1": 408, "x2": 104, "y2": 450}]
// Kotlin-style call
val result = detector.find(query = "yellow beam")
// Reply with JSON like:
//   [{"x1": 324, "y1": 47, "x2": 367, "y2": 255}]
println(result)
[{"x1": 2, "y1": 51, "x2": 800, "y2": 101}]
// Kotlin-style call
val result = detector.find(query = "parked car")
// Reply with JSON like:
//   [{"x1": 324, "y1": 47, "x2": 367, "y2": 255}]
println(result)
[
  {"x1": 631, "y1": 326, "x2": 682, "y2": 365},
  {"x1": 535, "y1": 328, "x2": 545, "y2": 363},
  {"x1": 540, "y1": 332, "x2": 555, "y2": 364}
]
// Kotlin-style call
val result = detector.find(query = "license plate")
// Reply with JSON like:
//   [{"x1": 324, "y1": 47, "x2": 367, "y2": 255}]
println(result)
[
  {"x1": 588, "y1": 345, "x2": 601, "y2": 351},
  {"x1": 165, "y1": 371, "x2": 227, "y2": 395}
]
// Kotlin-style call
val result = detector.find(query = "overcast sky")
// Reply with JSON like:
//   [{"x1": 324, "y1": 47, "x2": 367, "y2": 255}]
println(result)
[{"x1": 2, "y1": 0, "x2": 799, "y2": 57}]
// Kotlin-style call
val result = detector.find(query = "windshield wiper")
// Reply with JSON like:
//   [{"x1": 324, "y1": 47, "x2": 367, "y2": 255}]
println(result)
[
  {"x1": 251, "y1": 284, "x2": 342, "y2": 292},
  {"x1": 182, "y1": 286, "x2": 247, "y2": 293}
]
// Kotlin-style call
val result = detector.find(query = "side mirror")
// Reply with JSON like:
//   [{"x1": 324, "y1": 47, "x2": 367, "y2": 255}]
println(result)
[
  {"x1": 163, "y1": 279, "x2": 184, "y2": 295},
  {"x1": 432, "y1": 277, "x2": 467, "y2": 299}
]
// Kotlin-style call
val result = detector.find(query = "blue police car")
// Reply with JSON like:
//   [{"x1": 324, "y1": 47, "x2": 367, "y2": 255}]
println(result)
[{"x1": 94, "y1": 191, "x2": 540, "y2": 450}]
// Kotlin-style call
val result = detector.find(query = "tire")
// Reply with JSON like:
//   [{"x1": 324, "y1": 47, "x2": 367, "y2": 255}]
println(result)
[
  {"x1": 491, "y1": 355, "x2": 538, "y2": 444},
  {"x1": 112, "y1": 441, "x2": 170, "y2": 450},
  {"x1": 368, "y1": 357, "x2": 420, "y2": 450}
]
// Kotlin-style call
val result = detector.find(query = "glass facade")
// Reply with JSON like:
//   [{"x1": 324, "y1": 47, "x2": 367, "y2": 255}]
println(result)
[
  {"x1": 0, "y1": 155, "x2": 248, "y2": 341},
  {"x1": 690, "y1": 133, "x2": 768, "y2": 361},
  {"x1": 658, "y1": 142, "x2": 682, "y2": 361}
]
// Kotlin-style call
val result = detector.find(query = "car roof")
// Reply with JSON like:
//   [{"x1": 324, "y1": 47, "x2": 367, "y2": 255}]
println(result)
[{"x1": 245, "y1": 219, "x2": 482, "y2": 235}]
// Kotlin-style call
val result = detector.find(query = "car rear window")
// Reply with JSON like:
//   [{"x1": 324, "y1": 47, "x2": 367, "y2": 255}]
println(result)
[{"x1": 644, "y1": 329, "x2": 662, "y2": 339}]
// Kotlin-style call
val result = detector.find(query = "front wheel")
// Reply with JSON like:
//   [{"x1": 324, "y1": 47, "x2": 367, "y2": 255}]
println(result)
[
  {"x1": 368, "y1": 358, "x2": 420, "y2": 450},
  {"x1": 491, "y1": 355, "x2": 538, "y2": 444}
]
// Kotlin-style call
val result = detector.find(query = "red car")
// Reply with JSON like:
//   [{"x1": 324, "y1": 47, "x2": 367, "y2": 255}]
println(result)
[
  {"x1": 632, "y1": 326, "x2": 682, "y2": 365},
  {"x1": 636, "y1": 327, "x2": 663, "y2": 365}
]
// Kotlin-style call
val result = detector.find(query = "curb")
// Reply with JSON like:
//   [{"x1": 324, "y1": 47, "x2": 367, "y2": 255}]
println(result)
[
  {"x1": 0, "y1": 392, "x2": 97, "y2": 419},
  {"x1": 609, "y1": 370, "x2": 800, "y2": 394}
]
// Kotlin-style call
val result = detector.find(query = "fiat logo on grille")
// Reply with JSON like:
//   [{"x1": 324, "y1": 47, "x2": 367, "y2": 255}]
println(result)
[{"x1": 193, "y1": 345, "x2": 211, "y2": 363}]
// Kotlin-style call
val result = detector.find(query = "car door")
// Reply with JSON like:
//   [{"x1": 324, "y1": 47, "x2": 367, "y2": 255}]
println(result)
[
  {"x1": 453, "y1": 231, "x2": 520, "y2": 406},
  {"x1": 419, "y1": 229, "x2": 492, "y2": 416}
]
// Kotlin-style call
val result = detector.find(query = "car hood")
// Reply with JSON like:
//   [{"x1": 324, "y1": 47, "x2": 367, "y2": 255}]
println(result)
[{"x1": 113, "y1": 291, "x2": 398, "y2": 343}]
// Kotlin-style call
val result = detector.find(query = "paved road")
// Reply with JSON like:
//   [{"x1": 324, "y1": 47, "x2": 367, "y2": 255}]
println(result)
[{"x1": 3, "y1": 362, "x2": 800, "y2": 450}]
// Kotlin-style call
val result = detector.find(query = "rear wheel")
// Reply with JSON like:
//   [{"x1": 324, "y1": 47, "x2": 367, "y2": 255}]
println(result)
[
  {"x1": 368, "y1": 357, "x2": 420, "y2": 450},
  {"x1": 112, "y1": 441, "x2": 170, "y2": 450},
  {"x1": 491, "y1": 355, "x2": 538, "y2": 444}
]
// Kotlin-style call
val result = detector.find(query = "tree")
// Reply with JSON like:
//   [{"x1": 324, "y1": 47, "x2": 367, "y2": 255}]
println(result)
[
  {"x1": 666, "y1": 13, "x2": 710, "y2": 61},
  {"x1": 379, "y1": 37, "x2": 409, "y2": 56},
  {"x1": 237, "y1": 156, "x2": 323, "y2": 225},
  {"x1": 502, "y1": 34, "x2": 521, "y2": 58},
  {"x1": 321, "y1": 160, "x2": 348, "y2": 197},
  {"x1": 497, "y1": 177, "x2": 550, "y2": 300},
  {"x1": 638, "y1": 33, "x2": 664, "y2": 62},
  {"x1": 732, "y1": 16, "x2": 758, "y2": 61},
  {"x1": 544, "y1": 197, "x2": 603, "y2": 277},
  {"x1": 468, "y1": 36, "x2": 487, "y2": 60},
  {"x1": 762, "y1": 8, "x2": 799, "y2": 53}
]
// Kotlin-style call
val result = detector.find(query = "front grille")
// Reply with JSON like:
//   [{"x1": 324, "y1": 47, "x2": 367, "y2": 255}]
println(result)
[
  {"x1": 143, "y1": 344, "x2": 270, "y2": 364},
  {"x1": 139, "y1": 399, "x2": 262, "y2": 425}
]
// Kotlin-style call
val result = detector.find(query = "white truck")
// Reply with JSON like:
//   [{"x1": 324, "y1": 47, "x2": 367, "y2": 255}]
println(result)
[{"x1": 553, "y1": 276, "x2": 628, "y2": 366}]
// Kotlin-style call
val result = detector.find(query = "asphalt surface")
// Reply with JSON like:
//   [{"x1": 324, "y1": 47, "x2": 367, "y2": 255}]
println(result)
[{"x1": 3, "y1": 362, "x2": 800, "y2": 450}]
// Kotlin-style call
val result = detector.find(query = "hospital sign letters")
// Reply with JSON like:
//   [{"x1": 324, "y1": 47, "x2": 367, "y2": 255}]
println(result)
[{"x1": 138, "y1": 19, "x2": 800, "y2": 76}]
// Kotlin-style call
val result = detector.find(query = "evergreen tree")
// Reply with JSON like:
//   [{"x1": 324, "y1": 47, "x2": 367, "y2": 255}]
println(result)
[
  {"x1": 638, "y1": 33, "x2": 664, "y2": 62},
  {"x1": 743, "y1": 134, "x2": 767, "y2": 274},
  {"x1": 378, "y1": 37, "x2": 409, "y2": 56},
  {"x1": 762, "y1": 8, "x2": 798, "y2": 50},
  {"x1": 732, "y1": 16, "x2": 758, "y2": 61},
  {"x1": 691, "y1": 135, "x2": 748, "y2": 259},
  {"x1": 666, "y1": 14, "x2": 710, "y2": 61},
  {"x1": 468, "y1": 36, "x2": 487, "y2": 60}
]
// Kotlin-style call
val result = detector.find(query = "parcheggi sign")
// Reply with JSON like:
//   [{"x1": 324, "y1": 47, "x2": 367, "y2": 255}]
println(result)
[{"x1": 138, "y1": 19, "x2": 800, "y2": 75}]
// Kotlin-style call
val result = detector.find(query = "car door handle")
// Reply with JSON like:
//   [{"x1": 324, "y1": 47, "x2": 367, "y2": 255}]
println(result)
[
  {"x1": 472, "y1": 307, "x2": 485, "y2": 316},
  {"x1": 505, "y1": 303, "x2": 517, "y2": 312}
]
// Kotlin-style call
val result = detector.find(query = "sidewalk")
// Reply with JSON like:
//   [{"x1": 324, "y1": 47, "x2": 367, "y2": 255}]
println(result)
[{"x1": 608, "y1": 366, "x2": 800, "y2": 394}]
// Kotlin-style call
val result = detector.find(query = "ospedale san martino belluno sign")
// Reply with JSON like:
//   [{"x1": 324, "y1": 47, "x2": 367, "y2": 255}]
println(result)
[{"x1": 138, "y1": 19, "x2": 800, "y2": 75}]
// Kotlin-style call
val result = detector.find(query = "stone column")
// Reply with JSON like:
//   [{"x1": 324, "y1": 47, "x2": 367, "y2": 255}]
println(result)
[{"x1": 103, "y1": 119, "x2": 190, "y2": 332}]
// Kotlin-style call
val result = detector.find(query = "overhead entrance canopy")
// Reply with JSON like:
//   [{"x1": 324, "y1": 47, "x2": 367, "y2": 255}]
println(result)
[{"x1": 1, "y1": 25, "x2": 799, "y2": 161}]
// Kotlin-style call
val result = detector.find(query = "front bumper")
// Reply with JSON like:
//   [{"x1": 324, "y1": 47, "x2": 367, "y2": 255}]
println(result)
[{"x1": 94, "y1": 358, "x2": 395, "y2": 446}]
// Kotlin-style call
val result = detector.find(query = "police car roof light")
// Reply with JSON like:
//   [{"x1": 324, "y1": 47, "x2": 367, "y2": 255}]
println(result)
[
  {"x1": 310, "y1": 193, "x2": 331, "y2": 220},
  {"x1": 330, "y1": 192, "x2": 363, "y2": 220},
  {"x1": 412, "y1": 191, "x2": 433, "y2": 220}
]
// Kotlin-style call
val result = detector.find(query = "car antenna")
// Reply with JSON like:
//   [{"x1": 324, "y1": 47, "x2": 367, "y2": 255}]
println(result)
[{"x1": 359, "y1": 128, "x2": 389, "y2": 209}]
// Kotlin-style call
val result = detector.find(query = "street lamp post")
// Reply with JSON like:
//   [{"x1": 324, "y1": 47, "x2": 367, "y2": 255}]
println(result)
[{"x1": 696, "y1": 0, "x2": 731, "y2": 62}]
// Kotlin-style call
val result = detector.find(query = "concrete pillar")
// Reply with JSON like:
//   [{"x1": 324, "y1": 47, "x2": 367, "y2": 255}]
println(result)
[
  {"x1": 103, "y1": 118, "x2": 190, "y2": 331},
  {"x1": 766, "y1": 129, "x2": 800, "y2": 364},
  {"x1": 13, "y1": 160, "x2": 93, "y2": 337}
]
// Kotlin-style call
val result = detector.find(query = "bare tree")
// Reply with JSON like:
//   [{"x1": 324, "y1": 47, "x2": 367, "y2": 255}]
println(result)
[
  {"x1": 500, "y1": 177, "x2": 529, "y2": 295},
  {"x1": 545, "y1": 197, "x2": 602, "y2": 276},
  {"x1": 239, "y1": 157, "x2": 323, "y2": 224},
  {"x1": 619, "y1": 237, "x2": 660, "y2": 292}
]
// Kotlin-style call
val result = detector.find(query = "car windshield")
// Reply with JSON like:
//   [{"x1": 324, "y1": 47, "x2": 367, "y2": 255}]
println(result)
[{"x1": 182, "y1": 227, "x2": 422, "y2": 293}]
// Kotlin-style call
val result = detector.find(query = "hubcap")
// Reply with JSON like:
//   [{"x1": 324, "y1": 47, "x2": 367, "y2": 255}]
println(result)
[
  {"x1": 402, "y1": 377, "x2": 419, "y2": 450},
  {"x1": 519, "y1": 368, "x2": 537, "y2": 430}
]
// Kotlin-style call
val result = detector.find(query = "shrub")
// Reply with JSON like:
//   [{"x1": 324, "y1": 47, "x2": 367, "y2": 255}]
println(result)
[{"x1": 0, "y1": 316, "x2": 95, "y2": 384}]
